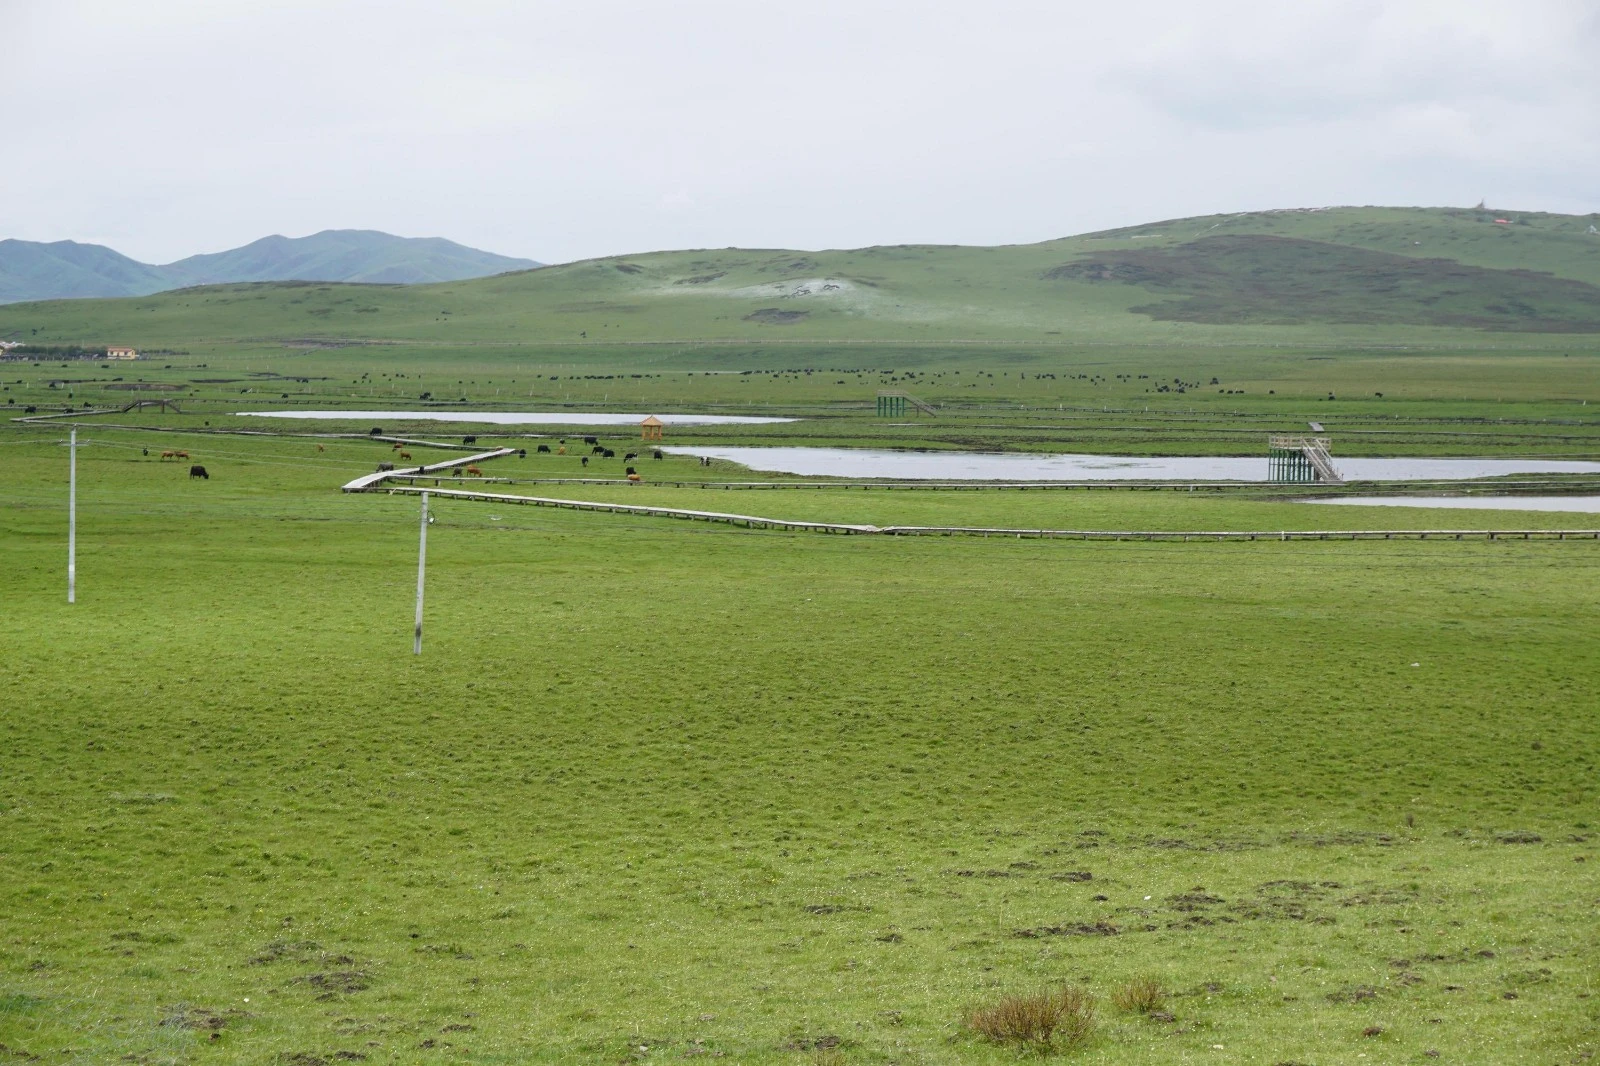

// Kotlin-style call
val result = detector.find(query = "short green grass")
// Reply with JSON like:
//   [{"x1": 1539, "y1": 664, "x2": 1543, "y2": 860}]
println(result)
[{"x1": 2, "y1": 431, "x2": 1597, "y2": 1064}]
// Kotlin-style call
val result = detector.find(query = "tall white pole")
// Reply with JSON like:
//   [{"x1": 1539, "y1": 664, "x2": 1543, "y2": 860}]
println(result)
[
  {"x1": 414, "y1": 491, "x2": 428, "y2": 654},
  {"x1": 67, "y1": 429, "x2": 76, "y2": 604}
]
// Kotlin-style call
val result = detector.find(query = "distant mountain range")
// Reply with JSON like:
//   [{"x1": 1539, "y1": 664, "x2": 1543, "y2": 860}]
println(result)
[{"x1": 0, "y1": 230, "x2": 540, "y2": 304}]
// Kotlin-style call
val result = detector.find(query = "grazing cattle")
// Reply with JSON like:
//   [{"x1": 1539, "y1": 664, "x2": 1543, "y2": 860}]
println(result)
[
  {"x1": 652, "y1": 450, "x2": 663, "y2": 460},
  {"x1": 463, "y1": 435, "x2": 477, "y2": 445},
  {"x1": 174, "y1": 450, "x2": 190, "y2": 460},
  {"x1": 624, "y1": 452, "x2": 638, "y2": 461},
  {"x1": 592, "y1": 445, "x2": 606, "y2": 455},
  {"x1": 627, "y1": 473, "x2": 642, "y2": 483},
  {"x1": 557, "y1": 446, "x2": 566, "y2": 455},
  {"x1": 465, "y1": 465, "x2": 484, "y2": 477},
  {"x1": 536, "y1": 444, "x2": 551, "y2": 453},
  {"x1": 518, "y1": 449, "x2": 527, "y2": 457},
  {"x1": 160, "y1": 450, "x2": 177, "y2": 460},
  {"x1": 143, "y1": 448, "x2": 149, "y2": 456},
  {"x1": 601, "y1": 448, "x2": 615, "y2": 458},
  {"x1": 315, "y1": 443, "x2": 325, "y2": 452},
  {"x1": 580, "y1": 456, "x2": 589, "y2": 467},
  {"x1": 370, "y1": 427, "x2": 383, "y2": 436},
  {"x1": 398, "y1": 451, "x2": 412, "y2": 460},
  {"x1": 377, "y1": 462, "x2": 395, "y2": 472},
  {"x1": 583, "y1": 436, "x2": 598, "y2": 445},
  {"x1": 189, "y1": 465, "x2": 208, "y2": 479},
  {"x1": 392, "y1": 442, "x2": 404, "y2": 450},
  {"x1": 624, "y1": 466, "x2": 637, "y2": 476},
  {"x1": 451, "y1": 467, "x2": 463, "y2": 476}
]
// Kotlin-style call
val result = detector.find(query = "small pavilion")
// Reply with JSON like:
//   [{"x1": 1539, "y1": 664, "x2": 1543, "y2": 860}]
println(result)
[{"x1": 640, "y1": 415, "x2": 664, "y2": 441}]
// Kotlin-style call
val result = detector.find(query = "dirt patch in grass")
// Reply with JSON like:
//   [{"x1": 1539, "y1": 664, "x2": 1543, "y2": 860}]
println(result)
[
  {"x1": 1497, "y1": 830, "x2": 1543, "y2": 844},
  {"x1": 743, "y1": 308, "x2": 809, "y2": 324},
  {"x1": 159, "y1": 1004, "x2": 244, "y2": 1031},
  {"x1": 1012, "y1": 920, "x2": 1120, "y2": 938},
  {"x1": 249, "y1": 939, "x2": 326, "y2": 965},
  {"x1": 1168, "y1": 889, "x2": 1226, "y2": 910},
  {"x1": 294, "y1": 971, "x2": 370, "y2": 1000}
]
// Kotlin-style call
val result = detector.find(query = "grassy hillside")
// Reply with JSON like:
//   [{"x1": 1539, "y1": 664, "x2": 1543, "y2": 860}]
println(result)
[{"x1": 3, "y1": 207, "x2": 1600, "y2": 350}]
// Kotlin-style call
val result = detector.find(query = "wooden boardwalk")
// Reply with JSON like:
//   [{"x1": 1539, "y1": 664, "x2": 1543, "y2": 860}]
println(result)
[
  {"x1": 362, "y1": 483, "x2": 1599, "y2": 542},
  {"x1": 340, "y1": 448, "x2": 518, "y2": 492},
  {"x1": 341, "y1": 449, "x2": 1598, "y2": 542},
  {"x1": 386, "y1": 473, "x2": 1600, "y2": 496}
]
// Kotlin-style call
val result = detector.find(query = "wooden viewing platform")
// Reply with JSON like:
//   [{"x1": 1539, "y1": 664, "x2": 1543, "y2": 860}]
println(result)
[
  {"x1": 1269, "y1": 435, "x2": 1343, "y2": 483},
  {"x1": 876, "y1": 390, "x2": 938, "y2": 416}
]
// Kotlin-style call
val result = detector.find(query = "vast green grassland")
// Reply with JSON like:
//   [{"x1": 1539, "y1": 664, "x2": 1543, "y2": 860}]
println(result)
[
  {"x1": 3, "y1": 206, "x2": 1598, "y2": 1063},
  {"x1": 2, "y1": 430, "x2": 1597, "y2": 1065}
]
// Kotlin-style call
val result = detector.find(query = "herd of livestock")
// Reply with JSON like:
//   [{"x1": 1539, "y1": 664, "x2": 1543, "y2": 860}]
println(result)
[
  {"x1": 371, "y1": 434, "x2": 667, "y2": 479},
  {"x1": 149, "y1": 432, "x2": 678, "y2": 485}
]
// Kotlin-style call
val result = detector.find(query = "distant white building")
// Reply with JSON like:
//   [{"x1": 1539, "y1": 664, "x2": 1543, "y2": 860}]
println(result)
[{"x1": 106, "y1": 346, "x2": 139, "y2": 360}]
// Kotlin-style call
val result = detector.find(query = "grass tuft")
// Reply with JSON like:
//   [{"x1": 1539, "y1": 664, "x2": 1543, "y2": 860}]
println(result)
[
  {"x1": 966, "y1": 985, "x2": 1095, "y2": 1050},
  {"x1": 1111, "y1": 976, "x2": 1166, "y2": 1014}
]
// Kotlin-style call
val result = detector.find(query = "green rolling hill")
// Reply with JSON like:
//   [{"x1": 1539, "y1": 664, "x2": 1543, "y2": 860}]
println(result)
[{"x1": 3, "y1": 206, "x2": 1600, "y2": 351}]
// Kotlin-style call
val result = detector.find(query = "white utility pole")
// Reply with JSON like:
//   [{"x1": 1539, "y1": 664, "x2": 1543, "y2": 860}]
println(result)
[
  {"x1": 414, "y1": 492, "x2": 429, "y2": 654},
  {"x1": 67, "y1": 429, "x2": 77, "y2": 604}
]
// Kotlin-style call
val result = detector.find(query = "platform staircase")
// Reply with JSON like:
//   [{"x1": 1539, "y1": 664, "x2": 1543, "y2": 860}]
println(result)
[
  {"x1": 1268, "y1": 435, "x2": 1343, "y2": 483},
  {"x1": 876, "y1": 390, "x2": 938, "y2": 416}
]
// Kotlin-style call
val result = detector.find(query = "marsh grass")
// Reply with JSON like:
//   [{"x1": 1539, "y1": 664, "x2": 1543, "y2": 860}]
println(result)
[{"x1": 967, "y1": 986, "x2": 1096, "y2": 1051}]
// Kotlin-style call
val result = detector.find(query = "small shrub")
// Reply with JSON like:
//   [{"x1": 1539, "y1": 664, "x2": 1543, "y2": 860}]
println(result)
[
  {"x1": 1111, "y1": 977, "x2": 1165, "y2": 1015},
  {"x1": 967, "y1": 985, "x2": 1095, "y2": 1050}
]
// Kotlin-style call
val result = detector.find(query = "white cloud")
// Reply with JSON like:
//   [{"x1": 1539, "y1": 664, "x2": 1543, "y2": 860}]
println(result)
[{"x1": 0, "y1": 0, "x2": 1595, "y2": 264}]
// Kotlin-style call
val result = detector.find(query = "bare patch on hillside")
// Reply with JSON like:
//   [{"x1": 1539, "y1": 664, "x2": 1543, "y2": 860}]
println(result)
[
  {"x1": 743, "y1": 308, "x2": 810, "y2": 324},
  {"x1": 1046, "y1": 235, "x2": 1600, "y2": 332}
]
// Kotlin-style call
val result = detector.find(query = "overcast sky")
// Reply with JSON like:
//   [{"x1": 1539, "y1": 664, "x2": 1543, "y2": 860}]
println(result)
[{"x1": 3, "y1": 0, "x2": 1597, "y2": 265}]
